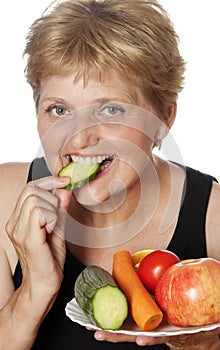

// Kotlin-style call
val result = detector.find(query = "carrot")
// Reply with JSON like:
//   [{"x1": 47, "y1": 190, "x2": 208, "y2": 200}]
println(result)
[{"x1": 113, "y1": 250, "x2": 163, "y2": 331}]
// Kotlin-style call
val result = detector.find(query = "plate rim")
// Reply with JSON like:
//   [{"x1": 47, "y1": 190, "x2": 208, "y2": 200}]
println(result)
[{"x1": 65, "y1": 297, "x2": 220, "y2": 337}]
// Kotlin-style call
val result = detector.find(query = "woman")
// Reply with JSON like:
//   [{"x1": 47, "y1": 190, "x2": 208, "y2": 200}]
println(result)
[{"x1": 0, "y1": 0, "x2": 219, "y2": 349}]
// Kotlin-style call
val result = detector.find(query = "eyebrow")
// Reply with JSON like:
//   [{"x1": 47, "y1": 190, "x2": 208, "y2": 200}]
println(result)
[
  {"x1": 92, "y1": 97, "x2": 133, "y2": 104},
  {"x1": 41, "y1": 97, "x2": 71, "y2": 104},
  {"x1": 41, "y1": 96, "x2": 134, "y2": 107}
]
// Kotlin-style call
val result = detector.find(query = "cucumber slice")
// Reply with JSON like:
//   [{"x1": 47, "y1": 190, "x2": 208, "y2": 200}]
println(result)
[
  {"x1": 93, "y1": 285, "x2": 128, "y2": 330},
  {"x1": 58, "y1": 162, "x2": 100, "y2": 189},
  {"x1": 74, "y1": 265, "x2": 128, "y2": 330}
]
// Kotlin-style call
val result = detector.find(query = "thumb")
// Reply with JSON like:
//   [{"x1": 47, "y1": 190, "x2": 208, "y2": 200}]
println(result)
[{"x1": 56, "y1": 188, "x2": 72, "y2": 211}]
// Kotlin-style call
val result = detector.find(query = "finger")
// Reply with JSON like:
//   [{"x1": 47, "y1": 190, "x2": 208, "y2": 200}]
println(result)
[
  {"x1": 52, "y1": 189, "x2": 72, "y2": 239},
  {"x1": 7, "y1": 190, "x2": 59, "y2": 247},
  {"x1": 17, "y1": 176, "x2": 70, "y2": 213},
  {"x1": 32, "y1": 175, "x2": 70, "y2": 191},
  {"x1": 56, "y1": 188, "x2": 72, "y2": 211},
  {"x1": 165, "y1": 331, "x2": 220, "y2": 348},
  {"x1": 213, "y1": 327, "x2": 220, "y2": 334},
  {"x1": 7, "y1": 205, "x2": 50, "y2": 267},
  {"x1": 7, "y1": 176, "x2": 68, "y2": 228},
  {"x1": 9, "y1": 180, "x2": 57, "y2": 222},
  {"x1": 38, "y1": 206, "x2": 59, "y2": 234},
  {"x1": 6, "y1": 186, "x2": 59, "y2": 238},
  {"x1": 28, "y1": 176, "x2": 70, "y2": 213},
  {"x1": 94, "y1": 331, "x2": 137, "y2": 343},
  {"x1": 86, "y1": 326, "x2": 97, "y2": 331},
  {"x1": 136, "y1": 335, "x2": 170, "y2": 346}
]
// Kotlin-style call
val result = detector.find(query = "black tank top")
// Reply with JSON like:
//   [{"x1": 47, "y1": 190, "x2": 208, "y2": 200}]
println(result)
[{"x1": 13, "y1": 157, "x2": 217, "y2": 350}]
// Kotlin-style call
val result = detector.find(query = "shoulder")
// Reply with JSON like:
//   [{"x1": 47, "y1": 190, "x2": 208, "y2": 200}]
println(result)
[
  {"x1": 0, "y1": 162, "x2": 31, "y2": 212},
  {"x1": 169, "y1": 162, "x2": 220, "y2": 258},
  {"x1": 206, "y1": 181, "x2": 220, "y2": 260},
  {"x1": 0, "y1": 162, "x2": 31, "y2": 272},
  {"x1": 178, "y1": 163, "x2": 219, "y2": 259},
  {"x1": 184, "y1": 164, "x2": 217, "y2": 183}
]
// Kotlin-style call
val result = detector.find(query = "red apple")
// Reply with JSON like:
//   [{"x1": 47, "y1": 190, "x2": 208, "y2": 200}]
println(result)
[{"x1": 155, "y1": 258, "x2": 220, "y2": 327}]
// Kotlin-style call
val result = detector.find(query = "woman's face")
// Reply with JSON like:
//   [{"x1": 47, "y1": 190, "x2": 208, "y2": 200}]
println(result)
[{"x1": 37, "y1": 70, "x2": 168, "y2": 205}]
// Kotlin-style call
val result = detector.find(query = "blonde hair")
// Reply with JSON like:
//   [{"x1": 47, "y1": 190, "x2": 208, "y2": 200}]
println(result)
[{"x1": 24, "y1": 0, "x2": 185, "y2": 116}]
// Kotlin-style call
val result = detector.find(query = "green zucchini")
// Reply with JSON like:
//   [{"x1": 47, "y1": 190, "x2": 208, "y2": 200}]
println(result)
[
  {"x1": 58, "y1": 162, "x2": 100, "y2": 189},
  {"x1": 74, "y1": 265, "x2": 128, "y2": 330}
]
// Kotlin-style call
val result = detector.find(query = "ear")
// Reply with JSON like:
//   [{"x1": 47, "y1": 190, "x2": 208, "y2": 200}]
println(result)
[
  {"x1": 163, "y1": 103, "x2": 177, "y2": 129},
  {"x1": 153, "y1": 103, "x2": 177, "y2": 144}
]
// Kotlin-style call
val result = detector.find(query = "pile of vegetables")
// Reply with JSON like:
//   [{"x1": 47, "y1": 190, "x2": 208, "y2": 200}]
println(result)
[{"x1": 74, "y1": 249, "x2": 220, "y2": 331}]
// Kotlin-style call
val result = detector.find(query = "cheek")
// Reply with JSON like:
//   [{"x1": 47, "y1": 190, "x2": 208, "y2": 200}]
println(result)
[
  {"x1": 37, "y1": 118, "x2": 49, "y2": 139},
  {"x1": 135, "y1": 133, "x2": 153, "y2": 152},
  {"x1": 37, "y1": 117, "x2": 66, "y2": 174},
  {"x1": 120, "y1": 128, "x2": 153, "y2": 153}
]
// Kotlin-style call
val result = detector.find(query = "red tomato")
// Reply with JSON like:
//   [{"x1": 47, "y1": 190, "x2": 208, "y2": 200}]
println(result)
[{"x1": 137, "y1": 250, "x2": 180, "y2": 294}]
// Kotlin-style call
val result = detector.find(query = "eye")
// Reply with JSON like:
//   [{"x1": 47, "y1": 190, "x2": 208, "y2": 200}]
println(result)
[
  {"x1": 105, "y1": 105, "x2": 122, "y2": 116},
  {"x1": 95, "y1": 103, "x2": 126, "y2": 121},
  {"x1": 45, "y1": 104, "x2": 69, "y2": 118}
]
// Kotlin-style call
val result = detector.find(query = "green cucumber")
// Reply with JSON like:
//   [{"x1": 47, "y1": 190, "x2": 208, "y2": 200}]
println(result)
[
  {"x1": 58, "y1": 162, "x2": 100, "y2": 189},
  {"x1": 74, "y1": 265, "x2": 128, "y2": 330}
]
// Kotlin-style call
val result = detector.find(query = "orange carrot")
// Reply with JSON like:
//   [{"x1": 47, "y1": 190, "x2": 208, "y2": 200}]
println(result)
[{"x1": 113, "y1": 250, "x2": 163, "y2": 331}]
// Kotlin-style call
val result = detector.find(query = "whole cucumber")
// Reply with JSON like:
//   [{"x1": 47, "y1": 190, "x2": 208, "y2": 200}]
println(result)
[{"x1": 74, "y1": 265, "x2": 128, "y2": 330}]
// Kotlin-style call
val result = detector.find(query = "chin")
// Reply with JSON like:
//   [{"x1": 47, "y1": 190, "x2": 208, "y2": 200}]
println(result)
[
  {"x1": 73, "y1": 186, "x2": 106, "y2": 207},
  {"x1": 73, "y1": 179, "x2": 127, "y2": 211}
]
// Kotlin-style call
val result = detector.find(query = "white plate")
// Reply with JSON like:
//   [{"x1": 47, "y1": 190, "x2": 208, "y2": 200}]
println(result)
[{"x1": 65, "y1": 297, "x2": 220, "y2": 337}]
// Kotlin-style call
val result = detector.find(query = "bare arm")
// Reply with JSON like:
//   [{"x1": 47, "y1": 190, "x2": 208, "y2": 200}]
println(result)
[
  {"x1": 0, "y1": 162, "x2": 71, "y2": 349},
  {"x1": 0, "y1": 162, "x2": 30, "y2": 308}
]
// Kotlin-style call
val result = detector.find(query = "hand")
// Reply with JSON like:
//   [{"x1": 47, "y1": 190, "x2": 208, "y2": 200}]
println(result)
[
  {"x1": 6, "y1": 176, "x2": 71, "y2": 300},
  {"x1": 165, "y1": 328, "x2": 220, "y2": 350},
  {"x1": 2, "y1": 176, "x2": 71, "y2": 349},
  {"x1": 92, "y1": 328, "x2": 220, "y2": 349}
]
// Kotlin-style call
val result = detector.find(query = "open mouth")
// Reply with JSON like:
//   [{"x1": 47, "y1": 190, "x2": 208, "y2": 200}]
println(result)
[
  {"x1": 67, "y1": 154, "x2": 115, "y2": 172},
  {"x1": 59, "y1": 154, "x2": 116, "y2": 189}
]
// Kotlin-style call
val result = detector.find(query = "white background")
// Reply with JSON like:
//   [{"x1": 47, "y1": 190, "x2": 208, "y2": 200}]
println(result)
[{"x1": 0, "y1": 1, "x2": 219, "y2": 180}]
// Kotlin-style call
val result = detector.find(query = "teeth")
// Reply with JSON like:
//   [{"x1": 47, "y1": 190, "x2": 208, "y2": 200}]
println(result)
[{"x1": 70, "y1": 155, "x2": 113, "y2": 165}]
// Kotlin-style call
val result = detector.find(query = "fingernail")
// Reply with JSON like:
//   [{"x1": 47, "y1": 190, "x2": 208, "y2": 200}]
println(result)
[
  {"x1": 94, "y1": 332, "x2": 106, "y2": 341},
  {"x1": 59, "y1": 176, "x2": 70, "y2": 182}
]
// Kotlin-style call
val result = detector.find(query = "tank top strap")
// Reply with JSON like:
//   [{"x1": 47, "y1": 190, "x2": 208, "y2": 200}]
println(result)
[{"x1": 27, "y1": 157, "x2": 51, "y2": 182}]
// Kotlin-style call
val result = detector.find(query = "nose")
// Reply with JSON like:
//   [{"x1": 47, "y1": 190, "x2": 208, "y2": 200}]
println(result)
[
  {"x1": 71, "y1": 126, "x2": 100, "y2": 149},
  {"x1": 66, "y1": 109, "x2": 101, "y2": 149}
]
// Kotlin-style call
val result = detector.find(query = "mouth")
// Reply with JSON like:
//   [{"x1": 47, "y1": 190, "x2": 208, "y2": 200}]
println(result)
[{"x1": 66, "y1": 154, "x2": 115, "y2": 172}]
